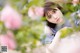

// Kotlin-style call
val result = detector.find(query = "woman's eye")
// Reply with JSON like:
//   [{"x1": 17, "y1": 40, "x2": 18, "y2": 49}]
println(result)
[
  {"x1": 46, "y1": 13, "x2": 51, "y2": 19},
  {"x1": 48, "y1": 15, "x2": 51, "y2": 19},
  {"x1": 46, "y1": 13, "x2": 52, "y2": 19},
  {"x1": 53, "y1": 9, "x2": 57, "y2": 13}
]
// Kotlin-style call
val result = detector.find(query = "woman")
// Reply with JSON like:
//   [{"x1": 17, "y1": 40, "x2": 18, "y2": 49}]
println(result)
[{"x1": 42, "y1": 2, "x2": 71, "y2": 44}]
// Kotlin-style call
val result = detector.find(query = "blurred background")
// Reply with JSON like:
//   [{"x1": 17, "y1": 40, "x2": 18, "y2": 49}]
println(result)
[{"x1": 0, "y1": 0, "x2": 80, "y2": 53}]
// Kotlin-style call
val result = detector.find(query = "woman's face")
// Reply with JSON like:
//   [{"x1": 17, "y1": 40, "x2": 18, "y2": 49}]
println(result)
[{"x1": 46, "y1": 8, "x2": 64, "y2": 24}]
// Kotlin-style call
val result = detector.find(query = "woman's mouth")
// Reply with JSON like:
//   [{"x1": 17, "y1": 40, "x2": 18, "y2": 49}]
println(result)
[{"x1": 56, "y1": 18, "x2": 60, "y2": 22}]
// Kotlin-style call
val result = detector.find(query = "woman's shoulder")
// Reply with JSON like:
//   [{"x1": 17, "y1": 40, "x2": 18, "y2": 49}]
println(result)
[{"x1": 44, "y1": 25, "x2": 53, "y2": 35}]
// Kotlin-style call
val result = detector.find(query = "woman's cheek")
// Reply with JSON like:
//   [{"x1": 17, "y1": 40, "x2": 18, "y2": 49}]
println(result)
[{"x1": 59, "y1": 18, "x2": 63, "y2": 23}]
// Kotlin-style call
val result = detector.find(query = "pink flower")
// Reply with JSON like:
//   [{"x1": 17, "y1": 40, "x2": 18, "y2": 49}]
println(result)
[
  {"x1": 0, "y1": 31, "x2": 16, "y2": 50},
  {"x1": 35, "y1": 7, "x2": 44, "y2": 16},
  {"x1": 72, "y1": 0, "x2": 79, "y2": 3},
  {"x1": 1, "y1": 5, "x2": 22, "y2": 30},
  {"x1": 72, "y1": 0, "x2": 79, "y2": 6},
  {"x1": 28, "y1": 6, "x2": 44, "y2": 20}
]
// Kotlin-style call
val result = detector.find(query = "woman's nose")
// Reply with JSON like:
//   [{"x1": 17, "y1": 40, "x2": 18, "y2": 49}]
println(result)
[
  {"x1": 52, "y1": 15, "x2": 57, "y2": 18},
  {"x1": 54, "y1": 17, "x2": 59, "y2": 20}
]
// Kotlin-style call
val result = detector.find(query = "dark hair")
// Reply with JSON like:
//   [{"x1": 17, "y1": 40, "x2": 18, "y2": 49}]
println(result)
[
  {"x1": 43, "y1": 2, "x2": 62, "y2": 28},
  {"x1": 43, "y1": 2, "x2": 62, "y2": 17}
]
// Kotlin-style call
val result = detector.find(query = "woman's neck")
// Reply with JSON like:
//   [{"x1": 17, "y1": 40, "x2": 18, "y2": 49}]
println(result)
[{"x1": 46, "y1": 20, "x2": 57, "y2": 29}]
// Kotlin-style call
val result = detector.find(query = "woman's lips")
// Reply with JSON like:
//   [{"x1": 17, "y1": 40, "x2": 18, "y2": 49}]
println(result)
[{"x1": 56, "y1": 18, "x2": 60, "y2": 22}]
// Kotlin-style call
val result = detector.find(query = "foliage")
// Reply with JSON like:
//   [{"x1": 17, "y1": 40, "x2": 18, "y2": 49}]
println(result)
[
  {"x1": 0, "y1": 0, "x2": 80, "y2": 53},
  {"x1": 60, "y1": 27, "x2": 74, "y2": 38},
  {"x1": 0, "y1": 0, "x2": 45, "y2": 53}
]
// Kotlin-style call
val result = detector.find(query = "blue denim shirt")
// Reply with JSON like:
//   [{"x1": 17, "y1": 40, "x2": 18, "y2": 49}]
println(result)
[{"x1": 42, "y1": 18, "x2": 71, "y2": 44}]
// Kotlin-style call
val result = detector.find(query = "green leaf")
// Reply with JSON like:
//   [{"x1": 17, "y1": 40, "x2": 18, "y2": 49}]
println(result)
[{"x1": 60, "y1": 27, "x2": 74, "y2": 38}]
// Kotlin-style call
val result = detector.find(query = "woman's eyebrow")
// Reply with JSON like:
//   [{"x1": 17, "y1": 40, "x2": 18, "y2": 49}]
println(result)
[{"x1": 53, "y1": 8, "x2": 57, "y2": 10}]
